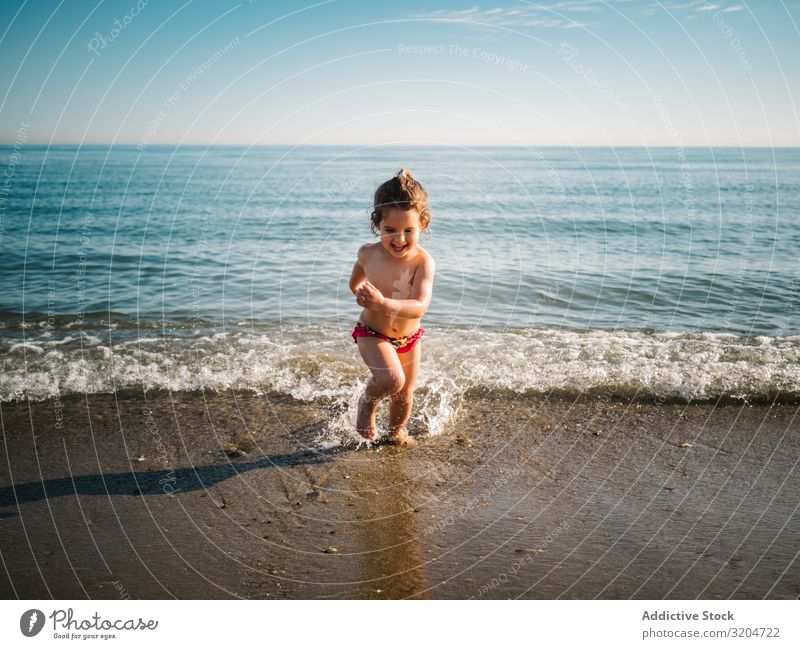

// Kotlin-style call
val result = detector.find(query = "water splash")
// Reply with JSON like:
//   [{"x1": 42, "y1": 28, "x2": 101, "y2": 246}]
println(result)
[{"x1": 2, "y1": 326, "x2": 799, "y2": 406}]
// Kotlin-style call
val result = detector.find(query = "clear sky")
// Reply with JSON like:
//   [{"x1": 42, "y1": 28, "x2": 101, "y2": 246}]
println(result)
[{"x1": 0, "y1": 0, "x2": 797, "y2": 146}]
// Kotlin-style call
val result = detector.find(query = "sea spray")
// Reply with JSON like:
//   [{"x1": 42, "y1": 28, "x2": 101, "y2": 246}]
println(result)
[
  {"x1": 312, "y1": 374, "x2": 462, "y2": 449},
  {"x1": 2, "y1": 326, "x2": 799, "y2": 404}
]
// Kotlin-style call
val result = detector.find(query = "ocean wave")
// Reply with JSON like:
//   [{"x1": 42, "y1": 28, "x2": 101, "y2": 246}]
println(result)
[{"x1": 2, "y1": 326, "x2": 798, "y2": 406}]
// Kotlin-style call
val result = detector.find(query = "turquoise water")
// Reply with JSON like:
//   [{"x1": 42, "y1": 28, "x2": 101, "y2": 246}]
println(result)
[{"x1": 2, "y1": 145, "x2": 799, "y2": 404}]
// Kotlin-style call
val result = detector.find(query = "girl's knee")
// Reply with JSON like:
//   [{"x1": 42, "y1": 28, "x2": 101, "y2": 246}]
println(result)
[
  {"x1": 376, "y1": 373, "x2": 405, "y2": 395},
  {"x1": 390, "y1": 385, "x2": 415, "y2": 402}
]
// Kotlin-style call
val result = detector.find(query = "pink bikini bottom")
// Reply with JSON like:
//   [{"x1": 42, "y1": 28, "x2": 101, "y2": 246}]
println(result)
[{"x1": 351, "y1": 321, "x2": 426, "y2": 354}]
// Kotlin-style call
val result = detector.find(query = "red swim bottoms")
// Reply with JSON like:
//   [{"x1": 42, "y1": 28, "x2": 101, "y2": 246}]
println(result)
[{"x1": 351, "y1": 321, "x2": 426, "y2": 354}]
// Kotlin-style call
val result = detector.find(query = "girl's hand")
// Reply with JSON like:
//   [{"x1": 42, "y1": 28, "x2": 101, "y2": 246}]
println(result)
[{"x1": 355, "y1": 281, "x2": 385, "y2": 311}]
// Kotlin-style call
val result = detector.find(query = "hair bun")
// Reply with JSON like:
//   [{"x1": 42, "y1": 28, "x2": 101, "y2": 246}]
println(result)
[{"x1": 396, "y1": 168, "x2": 414, "y2": 180}]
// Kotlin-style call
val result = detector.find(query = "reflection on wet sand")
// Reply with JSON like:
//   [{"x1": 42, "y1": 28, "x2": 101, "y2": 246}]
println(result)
[{"x1": 350, "y1": 447, "x2": 428, "y2": 599}]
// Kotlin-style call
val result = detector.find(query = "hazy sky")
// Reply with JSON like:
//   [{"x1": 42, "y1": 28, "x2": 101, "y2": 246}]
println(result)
[{"x1": 1, "y1": 0, "x2": 797, "y2": 146}]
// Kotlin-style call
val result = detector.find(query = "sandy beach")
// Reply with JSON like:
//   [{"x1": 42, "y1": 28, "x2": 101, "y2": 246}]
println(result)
[{"x1": 1, "y1": 390, "x2": 798, "y2": 599}]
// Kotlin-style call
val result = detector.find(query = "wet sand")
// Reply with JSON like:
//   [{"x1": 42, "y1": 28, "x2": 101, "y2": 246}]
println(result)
[{"x1": 1, "y1": 390, "x2": 798, "y2": 599}]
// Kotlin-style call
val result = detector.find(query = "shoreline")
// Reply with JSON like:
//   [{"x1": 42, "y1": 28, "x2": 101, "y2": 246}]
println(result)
[{"x1": 1, "y1": 391, "x2": 798, "y2": 599}]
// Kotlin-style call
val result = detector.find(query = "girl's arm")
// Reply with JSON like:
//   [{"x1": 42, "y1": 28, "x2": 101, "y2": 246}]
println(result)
[
  {"x1": 359, "y1": 255, "x2": 435, "y2": 319},
  {"x1": 348, "y1": 245, "x2": 369, "y2": 294}
]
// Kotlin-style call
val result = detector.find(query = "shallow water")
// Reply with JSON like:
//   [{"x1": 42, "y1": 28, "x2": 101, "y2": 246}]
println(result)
[{"x1": 2, "y1": 145, "x2": 799, "y2": 405}]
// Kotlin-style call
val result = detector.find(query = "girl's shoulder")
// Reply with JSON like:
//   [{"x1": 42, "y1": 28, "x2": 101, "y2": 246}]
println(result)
[
  {"x1": 412, "y1": 245, "x2": 434, "y2": 265},
  {"x1": 357, "y1": 242, "x2": 380, "y2": 264}
]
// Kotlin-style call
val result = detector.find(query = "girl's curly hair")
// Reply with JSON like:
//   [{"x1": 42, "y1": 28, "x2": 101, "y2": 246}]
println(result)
[{"x1": 370, "y1": 168, "x2": 431, "y2": 235}]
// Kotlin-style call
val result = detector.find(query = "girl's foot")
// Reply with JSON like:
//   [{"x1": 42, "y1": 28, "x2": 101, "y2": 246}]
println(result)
[
  {"x1": 356, "y1": 394, "x2": 378, "y2": 441},
  {"x1": 388, "y1": 426, "x2": 417, "y2": 447}
]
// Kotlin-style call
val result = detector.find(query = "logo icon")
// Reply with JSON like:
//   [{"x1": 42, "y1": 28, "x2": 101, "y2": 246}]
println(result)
[{"x1": 20, "y1": 609, "x2": 45, "y2": 637}]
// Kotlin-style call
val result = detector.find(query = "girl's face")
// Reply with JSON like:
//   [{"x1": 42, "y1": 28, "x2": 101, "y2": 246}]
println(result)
[{"x1": 379, "y1": 207, "x2": 421, "y2": 259}]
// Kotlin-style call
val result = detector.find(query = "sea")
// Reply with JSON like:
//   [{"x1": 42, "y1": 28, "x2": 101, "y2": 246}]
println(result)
[{"x1": 2, "y1": 145, "x2": 799, "y2": 431}]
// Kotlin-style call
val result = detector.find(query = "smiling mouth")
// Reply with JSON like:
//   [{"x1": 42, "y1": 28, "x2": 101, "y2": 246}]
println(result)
[{"x1": 392, "y1": 244, "x2": 407, "y2": 252}]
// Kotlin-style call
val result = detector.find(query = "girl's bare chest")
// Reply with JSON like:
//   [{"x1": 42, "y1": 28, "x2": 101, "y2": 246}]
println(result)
[{"x1": 364, "y1": 259, "x2": 419, "y2": 298}]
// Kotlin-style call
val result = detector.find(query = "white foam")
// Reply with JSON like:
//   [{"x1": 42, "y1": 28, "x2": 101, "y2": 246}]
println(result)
[
  {"x1": 2, "y1": 328, "x2": 798, "y2": 414},
  {"x1": 8, "y1": 343, "x2": 44, "y2": 354},
  {"x1": 45, "y1": 335, "x2": 75, "y2": 347}
]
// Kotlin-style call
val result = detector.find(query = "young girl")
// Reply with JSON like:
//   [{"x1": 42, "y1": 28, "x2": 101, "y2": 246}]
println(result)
[{"x1": 349, "y1": 169, "x2": 435, "y2": 446}]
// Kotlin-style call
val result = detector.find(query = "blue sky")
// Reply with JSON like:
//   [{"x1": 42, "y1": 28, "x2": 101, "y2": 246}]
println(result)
[{"x1": 0, "y1": 0, "x2": 797, "y2": 146}]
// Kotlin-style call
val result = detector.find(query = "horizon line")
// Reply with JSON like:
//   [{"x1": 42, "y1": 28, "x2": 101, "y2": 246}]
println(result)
[{"x1": 1, "y1": 142, "x2": 799, "y2": 149}]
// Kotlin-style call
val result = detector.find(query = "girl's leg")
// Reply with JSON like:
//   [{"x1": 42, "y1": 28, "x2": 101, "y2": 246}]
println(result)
[
  {"x1": 356, "y1": 336, "x2": 405, "y2": 440},
  {"x1": 388, "y1": 342, "x2": 421, "y2": 444}
]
